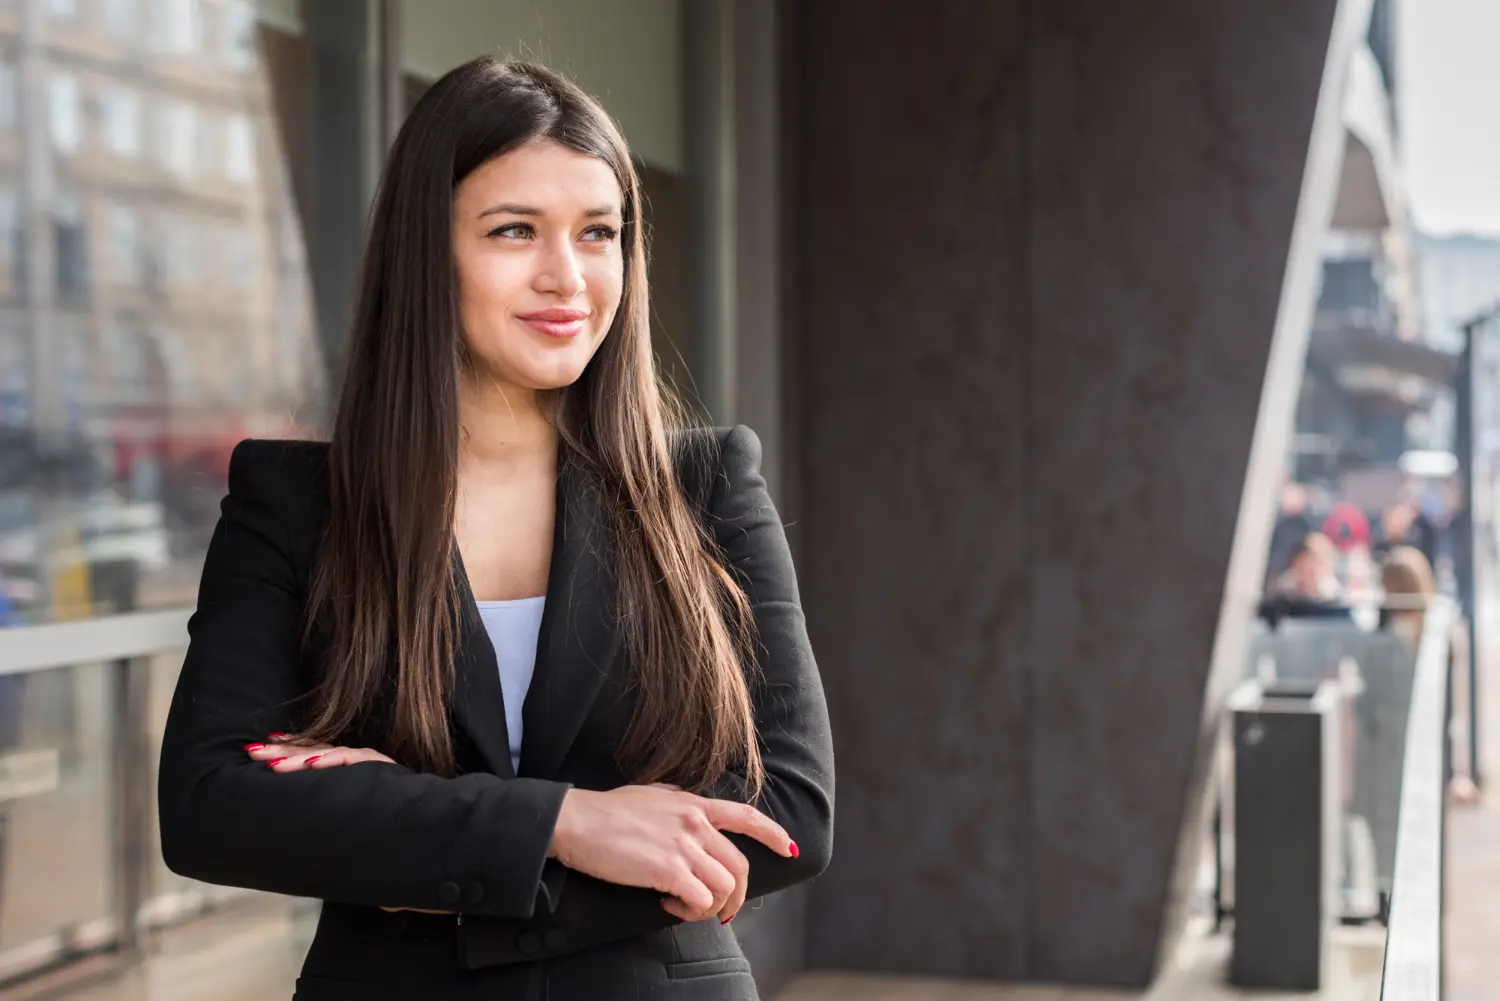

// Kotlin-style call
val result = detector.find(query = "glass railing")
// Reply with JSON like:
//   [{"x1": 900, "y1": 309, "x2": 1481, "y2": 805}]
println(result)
[
  {"x1": 1378, "y1": 597, "x2": 1451, "y2": 1001},
  {"x1": 1212, "y1": 596, "x2": 1454, "y2": 993},
  {"x1": 0, "y1": 610, "x2": 310, "y2": 994}
]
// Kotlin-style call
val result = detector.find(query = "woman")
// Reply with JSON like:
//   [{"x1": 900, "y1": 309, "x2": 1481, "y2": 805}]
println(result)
[
  {"x1": 1379, "y1": 544, "x2": 1436, "y2": 643},
  {"x1": 1378, "y1": 546, "x2": 1478, "y2": 806},
  {"x1": 157, "y1": 58, "x2": 833, "y2": 1000}
]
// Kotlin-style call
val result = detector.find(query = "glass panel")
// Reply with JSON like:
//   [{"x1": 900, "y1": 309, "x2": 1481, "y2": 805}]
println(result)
[
  {"x1": 0, "y1": 0, "x2": 329, "y2": 628},
  {"x1": 0, "y1": 664, "x2": 113, "y2": 971}
]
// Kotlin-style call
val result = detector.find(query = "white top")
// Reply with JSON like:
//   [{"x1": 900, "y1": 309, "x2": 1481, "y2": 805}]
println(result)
[{"x1": 474, "y1": 596, "x2": 547, "y2": 773}]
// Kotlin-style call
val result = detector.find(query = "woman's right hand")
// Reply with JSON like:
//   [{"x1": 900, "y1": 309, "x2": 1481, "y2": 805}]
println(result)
[{"x1": 548, "y1": 784, "x2": 796, "y2": 925}]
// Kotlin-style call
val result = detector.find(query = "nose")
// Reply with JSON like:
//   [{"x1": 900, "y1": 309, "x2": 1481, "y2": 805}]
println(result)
[{"x1": 534, "y1": 238, "x2": 586, "y2": 299}]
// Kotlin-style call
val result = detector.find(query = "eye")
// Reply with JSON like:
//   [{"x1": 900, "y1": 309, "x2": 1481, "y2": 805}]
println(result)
[
  {"x1": 486, "y1": 222, "x2": 534, "y2": 240},
  {"x1": 581, "y1": 224, "x2": 619, "y2": 243}
]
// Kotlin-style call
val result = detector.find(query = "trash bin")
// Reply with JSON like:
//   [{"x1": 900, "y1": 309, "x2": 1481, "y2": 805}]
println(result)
[{"x1": 1228, "y1": 677, "x2": 1343, "y2": 991}]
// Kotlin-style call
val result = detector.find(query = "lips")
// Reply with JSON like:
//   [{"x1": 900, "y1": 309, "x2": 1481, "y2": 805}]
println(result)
[{"x1": 518, "y1": 308, "x2": 589, "y2": 339}]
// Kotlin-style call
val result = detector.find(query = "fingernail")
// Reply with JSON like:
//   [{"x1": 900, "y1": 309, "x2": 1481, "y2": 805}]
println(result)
[
  {"x1": 305, "y1": 755, "x2": 322, "y2": 766},
  {"x1": 244, "y1": 743, "x2": 265, "y2": 752},
  {"x1": 721, "y1": 913, "x2": 736, "y2": 924},
  {"x1": 268, "y1": 733, "x2": 289, "y2": 740},
  {"x1": 789, "y1": 841, "x2": 800, "y2": 859},
  {"x1": 265, "y1": 757, "x2": 287, "y2": 768}
]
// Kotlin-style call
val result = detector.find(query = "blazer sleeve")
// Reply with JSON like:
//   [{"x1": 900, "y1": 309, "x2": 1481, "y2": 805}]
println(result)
[
  {"x1": 701, "y1": 424, "x2": 835, "y2": 897},
  {"x1": 156, "y1": 440, "x2": 570, "y2": 918}
]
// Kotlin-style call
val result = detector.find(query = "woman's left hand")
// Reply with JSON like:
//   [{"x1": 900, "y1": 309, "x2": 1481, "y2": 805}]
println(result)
[
  {"x1": 244, "y1": 735, "x2": 395, "y2": 772},
  {"x1": 244, "y1": 736, "x2": 447, "y2": 915}
]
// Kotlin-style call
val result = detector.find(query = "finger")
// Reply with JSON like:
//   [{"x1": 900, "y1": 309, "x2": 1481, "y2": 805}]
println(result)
[
  {"x1": 700, "y1": 829, "x2": 750, "y2": 923},
  {"x1": 684, "y1": 849, "x2": 737, "y2": 922},
  {"x1": 247, "y1": 743, "x2": 331, "y2": 763},
  {"x1": 308, "y1": 747, "x2": 396, "y2": 768},
  {"x1": 266, "y1": 750, "x2": 328, "y2": 772},
  {"x1": 700, "y1": 799, "x2": 794, "y2": 857},
  {"x1": 659, "y1": 862, "x2": 715, "y2": 919},
  {"x1": 379, "y1": 906, "x2": 455, "y2": 915},
  {"x1": 648, "y1": 782, "x2": 684, "y2": 791},
  {"x1": 660, "y1": 896, "x2": 697, "y2": 922}
]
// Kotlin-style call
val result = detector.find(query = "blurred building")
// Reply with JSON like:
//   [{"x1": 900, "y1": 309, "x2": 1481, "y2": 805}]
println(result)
[
  {"x1": 1420, "y1": 231, "x2": 1500, "y2": 346},
  {"x1": 0, "y1": 0, "x2": 323, "y2": 618},
  {"x1": 1292, "y1": 0, "x2": 1459, "y2": 492}
]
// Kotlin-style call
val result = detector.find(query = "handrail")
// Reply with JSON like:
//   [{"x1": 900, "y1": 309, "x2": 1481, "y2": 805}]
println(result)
[
  {"x1": 0, "y1": 608, "x2": 192, "y2": 676},
  {"x1": 1379, "y1": 596, "x2": 1452, "y2": 1000}
]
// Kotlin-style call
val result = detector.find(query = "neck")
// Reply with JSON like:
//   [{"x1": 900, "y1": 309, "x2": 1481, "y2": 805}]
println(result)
[{"x1": 457, "y1": 372, "x2": 557, "y2": 470}]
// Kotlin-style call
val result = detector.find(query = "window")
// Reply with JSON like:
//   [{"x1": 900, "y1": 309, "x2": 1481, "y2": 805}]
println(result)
[
  {"x1": 155, "y1": 100, "x2": 196, "y2": 177},
  {"x1": 161, "y1": 214, "x2": 197, "y2": 285},
  {"x1": 223, "y1": 113, "x2": 256, "y2": 183},
  {"x1": 0, "y1": 321, "x2": 23, "y2": 405},
  {"x1": 0, "y1": 188, "x2": 19, "y2": 287},
  {"x1": 101, "y1": 87, "x2": 142, "y2": 159},
  {"x1": 49, "y1": 73, "x2": 83, "y2": 154},
  {"x1": 104, "y1": 0, "x2": 140, "y2": 40},
  {"x1": 62, "y1": 322, "x2": 90, "y2": 414},
  {"x1": 53, "y1": 196, "x2": 89, "y2": 302},
  {"x1": 158, "y1": 327, "x2": 195, "y2": 400},
  {"x1": 0, "y1": 64, "x2": 16, "y2": 131},
  {"x1": 152, "y1": 0, "x2": 202, "y2": 56},
  {"x1": 110, "y1": 322, "x2": 150, "y2": 401},
  {"x1": 221, "y1": 1, "x2": 257, "y2": 72},
  {"x1": 108, "y1": 203, "x2": 142, "y2": 286},
  {"x1": 195, "y1": 113, "x2": 218, "y2": 177},
  {"x1": 227, "y1": 227, "x2": 257, "y2": 291}
]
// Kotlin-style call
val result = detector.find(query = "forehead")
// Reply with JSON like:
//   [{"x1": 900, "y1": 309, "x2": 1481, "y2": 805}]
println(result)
[{"x1": 455, "y1": 140, "x2": 622, "y2": 212}]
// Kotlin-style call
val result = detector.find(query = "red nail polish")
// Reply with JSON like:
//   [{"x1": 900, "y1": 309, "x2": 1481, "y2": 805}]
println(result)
[
  {"x1": 266, "y1": 757, "x2": 287, "y2": 767},
  {"x1": 244, "y1": 743, "x2": 265, "y2": 752},
  {"x1": 789, "y1": 841, "x2": 800, "y2": 859},
  {"x1": 721, "y1": 913, "x2": 736, "y2": 924},
  {"x1": 305, "y1": 755, "x2": 322, "y2": 766},
  {"x1": 268, "y1": 733, "x2": 289, "y2": 741}
]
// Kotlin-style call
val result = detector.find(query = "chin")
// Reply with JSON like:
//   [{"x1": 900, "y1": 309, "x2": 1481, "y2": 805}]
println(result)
[{"x1": 517, "y1": 359, "x2": 593, "y2": 390}]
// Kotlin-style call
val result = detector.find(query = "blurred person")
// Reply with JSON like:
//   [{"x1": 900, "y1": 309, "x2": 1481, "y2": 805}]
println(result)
[
  {"x1": 1378, "y1": 547, "x2": 1478, "y2": 807},
  {"x1": 1321, "y1": 500, "x2": 1371, "y2": 556},
  {"x1": 157, "y1": 59, "x2": 832, "y2": 1001},
  {"x1": 1373, "y1": 497, "x2": 1438, "y2": 568},
  {"x1": 1266, "y1": 481, "x2": 1315, "y2": 593},
  {"x1": 1379, "y1": 545, "x2": 1436, "y2": 642},
  {"x1": 1259, "y1": 532, "x2": 1354, "y2": 627}
]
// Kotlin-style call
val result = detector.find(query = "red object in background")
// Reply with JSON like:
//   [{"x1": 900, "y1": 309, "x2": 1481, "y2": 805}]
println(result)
[{"x1": 1322, "y1": 501, "x2": 1371, "y2": 552}]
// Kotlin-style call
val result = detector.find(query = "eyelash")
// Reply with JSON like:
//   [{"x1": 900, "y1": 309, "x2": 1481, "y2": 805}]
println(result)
[{"x1": 486, "y1": 223, "x2": 620, "y2": 243}]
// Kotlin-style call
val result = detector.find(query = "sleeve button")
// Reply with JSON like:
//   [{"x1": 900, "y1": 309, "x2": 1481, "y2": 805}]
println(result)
[
  {"x1": 463, "y1": 881, "x2": 484, "y2": 906},
  {"x1": 517, "y1": 931, "x2": 542, "y2": 956},
  {"x1": 437, "y1": 881, "x2": 462, "y2": 906}
]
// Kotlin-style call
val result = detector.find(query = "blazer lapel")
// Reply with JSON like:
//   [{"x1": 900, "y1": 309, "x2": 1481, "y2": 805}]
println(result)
[
  {"x1": 450, "y1": 544, "x2": 517, "y2": 778},
  {"x1": 517, "y1": 457, "x2": 622, "y2": 780}
]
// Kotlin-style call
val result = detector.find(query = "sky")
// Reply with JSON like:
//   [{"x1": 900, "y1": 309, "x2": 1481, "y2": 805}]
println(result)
[{"x1": 1400, "y1": 0, "x2": 1500, "y2": 237}]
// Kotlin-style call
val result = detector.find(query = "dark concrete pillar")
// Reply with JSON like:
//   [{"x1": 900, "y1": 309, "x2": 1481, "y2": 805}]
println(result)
[
  {"x1": 302, "y1": 0, "x2": 399, "y2": 395},
  {"x1": 786, "y1": 0, "x2": 1360, "y2": 986}
]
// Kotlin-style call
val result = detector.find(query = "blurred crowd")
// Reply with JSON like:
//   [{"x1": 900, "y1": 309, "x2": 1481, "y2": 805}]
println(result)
[
  {"x1": 1262, "y1": 480, "x2": 1467, "y2": 619},
  {"x1": 1260, "y1": 477, "x2": 1481, "y2": 804}
]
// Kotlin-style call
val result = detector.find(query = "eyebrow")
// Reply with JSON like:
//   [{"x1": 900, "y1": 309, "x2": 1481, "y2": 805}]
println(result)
[{"x1": 478, "y1": 203, "x2": 620, "y2": 219}]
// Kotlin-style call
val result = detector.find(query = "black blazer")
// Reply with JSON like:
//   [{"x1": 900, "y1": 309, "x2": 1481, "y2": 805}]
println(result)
[{"x1": 157, "y1": 425, "x2": 834, "y2": 1001}]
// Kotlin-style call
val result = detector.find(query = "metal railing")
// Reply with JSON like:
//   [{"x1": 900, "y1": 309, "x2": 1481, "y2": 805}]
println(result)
[{"x1": 1378, "y1": 596, "x2": 1452, "y2": 1001}]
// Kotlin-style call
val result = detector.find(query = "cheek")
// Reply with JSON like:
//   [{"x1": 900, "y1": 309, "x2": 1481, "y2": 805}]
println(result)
[
  {"x1": 588, "y1": 258, "x2": 625, "y2": 322},
  {"x1": 457, "y1": 255, "x2": 525, "y2": 321}
]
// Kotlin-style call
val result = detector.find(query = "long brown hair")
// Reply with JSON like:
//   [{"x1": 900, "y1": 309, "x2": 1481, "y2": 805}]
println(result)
[{"x1": 298, "y1": 58, "x2": 763, "y2": 796}]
